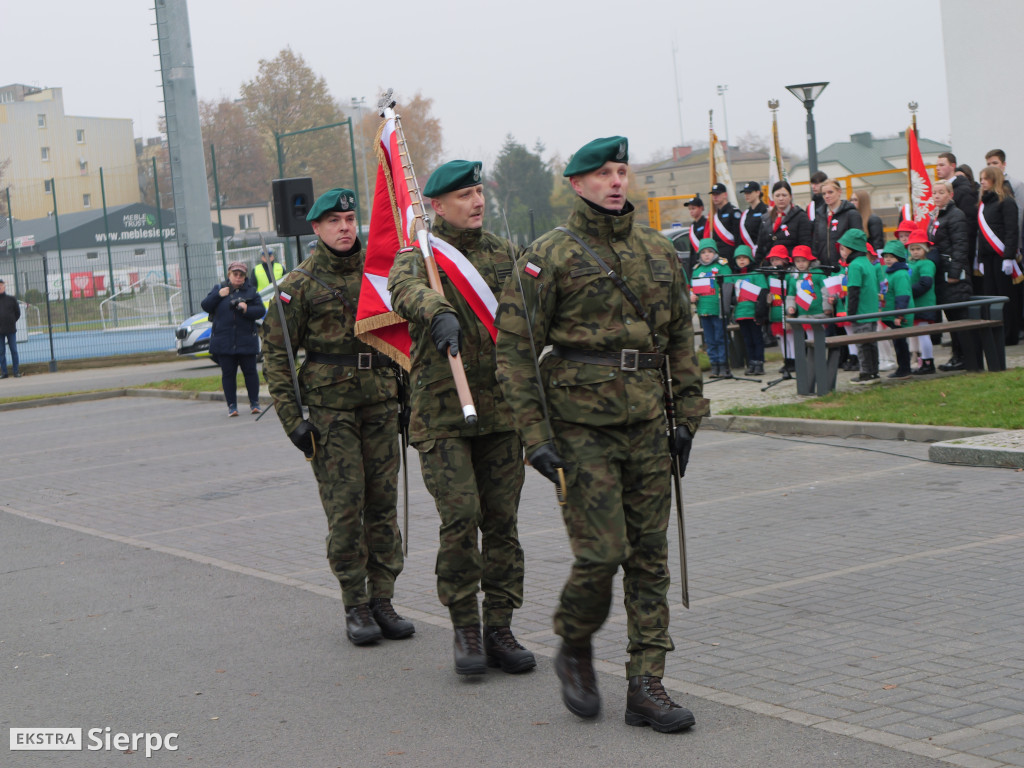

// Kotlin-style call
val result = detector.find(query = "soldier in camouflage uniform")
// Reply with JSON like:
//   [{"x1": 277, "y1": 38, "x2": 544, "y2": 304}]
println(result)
[
  {"x1": 388, "y1": 161, "x2": 535, "y2": 677},
  {"x1": 261, "y1": 188, "x2": 414, "y2": 647},
  {"x1": 495, "y1": 137, "x2": 709, "y2": 732}
]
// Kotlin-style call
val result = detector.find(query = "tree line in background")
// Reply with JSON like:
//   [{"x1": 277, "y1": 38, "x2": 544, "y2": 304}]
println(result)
[{"x1": 135, "y1": 46, "x2": 647, "y2": 245}]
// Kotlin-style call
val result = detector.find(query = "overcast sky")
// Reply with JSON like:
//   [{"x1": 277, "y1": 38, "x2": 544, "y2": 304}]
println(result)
[{"x1": 3, "y1": 0, "x2": 950, "y2": 173}]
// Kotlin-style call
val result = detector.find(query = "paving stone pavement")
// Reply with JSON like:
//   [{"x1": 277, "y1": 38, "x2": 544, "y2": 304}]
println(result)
[{"x1": 3, "y1": 394, "x2": 1024, "y2": 767}]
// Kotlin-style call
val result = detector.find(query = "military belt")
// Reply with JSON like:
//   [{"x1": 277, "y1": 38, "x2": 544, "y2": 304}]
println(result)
[
  {"x1": 306, "y1": 351, "x2": 390, "y2": 370},
  {"x1": 549, "y1": 344, "x2": 664, "y2": 371}
]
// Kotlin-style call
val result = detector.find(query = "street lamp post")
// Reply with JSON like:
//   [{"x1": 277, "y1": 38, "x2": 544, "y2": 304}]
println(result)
[
  {"x1": 351, "y1": 97, "x2": 373, "y2": 228},
  {"x1": 785, "y1": 82, "x2": 829, "y2": 178}
]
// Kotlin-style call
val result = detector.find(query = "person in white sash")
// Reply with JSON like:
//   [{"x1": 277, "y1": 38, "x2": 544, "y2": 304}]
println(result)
[{"x1": 977, "y1": 165, "x2": 1021, "y2": 346}]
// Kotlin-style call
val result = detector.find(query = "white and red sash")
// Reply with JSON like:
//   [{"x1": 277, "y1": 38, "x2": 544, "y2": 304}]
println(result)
[
  {"x1": 739, "y1": 210, "x2": 757, "y2": 253},
  {"x1": 429, "y1": 234, "x2": 499, "y2": 342},
  {"x1": 712, "y1": 212, "x2": 736, "y2": 246},
  {"x1": 806, "y1": 201, "x2": 816, "y2": 221},
  {"x1": 978, "y1": 203, "x2": 1006, "y2": 256},
  {"x1": 898, "y1": 203, "x2": 912, "y2": 223},
  {"x1": 689, "y1": 223, "x2": 701, "y2": 252}
]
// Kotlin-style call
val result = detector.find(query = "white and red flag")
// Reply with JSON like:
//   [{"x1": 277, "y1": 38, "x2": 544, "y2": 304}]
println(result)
[
  {"x1": 691, "y1": 277, "x2": 715, "y2": 296},
  {"x1": 355, "y1": 115, "x2": 498, "y2": 368},
  {"x1": 795, "y1": 275, "x2": 815, "y2": 311},
  {"x1": 907, "y1": 126, "x2": 935, "y2": 223},
  {"x1": 354, "y1": 115, "x2": 414, "y2": 368},
  {"x1": 735, "y1": 279, "x2": 763, "y2": 303},
  {"x1": 823, "y1": 274, "x2": 845, "y2": 298}
]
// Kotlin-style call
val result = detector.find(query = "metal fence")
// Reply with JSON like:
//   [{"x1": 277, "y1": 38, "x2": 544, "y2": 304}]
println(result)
[{"x1": 2, "y1": 240, "x2": 284, "y2": 370}]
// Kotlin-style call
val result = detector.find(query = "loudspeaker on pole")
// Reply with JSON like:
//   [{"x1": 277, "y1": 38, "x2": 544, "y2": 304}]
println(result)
[{"x1": 272, "y1": 177, "x2": 315, "y2": 237}]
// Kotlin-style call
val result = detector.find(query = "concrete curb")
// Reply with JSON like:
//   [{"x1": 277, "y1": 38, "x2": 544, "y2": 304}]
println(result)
[
  {"x1": 705, "y1": 414, "x2": 1003, "y2": 444},
  {"x1": 929, "y1": 431, "x2": 1024, "y2": 469},
  {"x1": 0, "y1": 388, "x2": 243, "y2": 413}
]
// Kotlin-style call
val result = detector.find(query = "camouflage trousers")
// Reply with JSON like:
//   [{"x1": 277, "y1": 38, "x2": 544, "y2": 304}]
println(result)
[
  {"x1": 552, "y1": 417, "x2": 674, "y2": 678},
  {"x1": 416, "y1": 431, "x2": 526, "y2": 627},
  {"x1": 309, "y1": 399, "x2": 404, "y2": 607}
]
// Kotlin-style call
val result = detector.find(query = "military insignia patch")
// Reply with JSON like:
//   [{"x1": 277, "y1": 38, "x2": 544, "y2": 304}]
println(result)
[
  {"x1": 279, "y1": 292, "x2": 291, "y2": 303},
  {"x1": 473, "y1": 166, "x2": 481, "y2": 182},
  {"x1": 616, "y1": 141, "x2": 626, "y2": 160},
  {"x1": 524, "y1": 262, "x2": 541, "y2": 278}
]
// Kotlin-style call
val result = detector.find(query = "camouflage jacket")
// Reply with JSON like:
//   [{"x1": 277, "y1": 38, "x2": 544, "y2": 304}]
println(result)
[
  {"x1": 261, "y1": 239, "x2": 398, "y2": 436},
  {"x1": 388, "y1": 215, "x2": 519, "y2": 441},
  {"x1": 494, "y1": 196, "x2": 709, "y2": 452}
]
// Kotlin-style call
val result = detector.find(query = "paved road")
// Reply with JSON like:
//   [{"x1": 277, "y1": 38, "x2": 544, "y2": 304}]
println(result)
[{"x1": 4, "y1": 392, "x2": 1023, "y2": 767}]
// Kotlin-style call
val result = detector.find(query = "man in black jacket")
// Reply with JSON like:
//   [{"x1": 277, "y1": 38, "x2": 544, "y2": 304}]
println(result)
[
  {"x1": 709, "y1": 182, "x2": 742, "y2": 267},
  {"x1": 0, "y1": 280, "x2": 21, "y2": 378},
  {"x1": 739, "y1": 181, "x2": 767, "y2": 259}
]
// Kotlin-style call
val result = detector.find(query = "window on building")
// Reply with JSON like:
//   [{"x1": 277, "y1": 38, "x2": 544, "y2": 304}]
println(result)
[
  {"x1": 37, "y1": 114, "x2": 46, "y2": 128},
  {"x1": 645, "y1": 175, "x2": 654, "y2": 184},
  {"x1": 41, "y1": 147, "x2": 50, "y2": 161},
  {"x1": 43, "y1": 179, "x2": 53, "y2": 194},
  {"x1": 76, "y1": 129, "x2": 86, "y2": 143},
  {"x1": 239, "y1": 213, "x2": 255, "y2": 230},
  {"x1": 669, "y1": 172, "x2": 675, "y2": 180},
  {"x1": 83, "y1": 194, "x2": 91, "y2": 208},
  {"x1": 647, "y1": 190, "x2": 656, "y2": 197},
  {"x1": 134, "y1": 249, "x2": 146, "y2": 258},
  {"x1": 79, "y1": 159, "x2": 88, "y2": 175},
  {"x1": 86, "y1": 251, "x2": 99, "y2": 260}
]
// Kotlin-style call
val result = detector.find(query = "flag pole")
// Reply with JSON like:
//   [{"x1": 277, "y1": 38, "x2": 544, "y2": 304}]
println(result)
[
  {"x1": 907, "y1": 102, "x2": 918, "y2": 212},
  {"x1": 381, "y1": 90, "x2": 478, "y2": 425},
  {"x1": 708, "y1": 110, "x2": 716, "y2": 231}
]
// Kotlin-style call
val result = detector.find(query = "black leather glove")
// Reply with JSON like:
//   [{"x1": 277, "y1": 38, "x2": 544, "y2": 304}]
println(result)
[
  {"x1": 528, "y1": 443, "x2": 565, "y2": 485},
  {"x1": 288, "y1": 420, "x2": 321, "y2": 458},
  {"x1": 670, "y1": 425, "x2": 693, "y2": 477},
  {"x1": 429, "y1": 312, "x2": 462, "y2": 357}
]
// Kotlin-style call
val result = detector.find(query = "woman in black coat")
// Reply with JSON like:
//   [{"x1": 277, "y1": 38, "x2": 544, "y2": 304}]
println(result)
[
  {"x1": 928, "y1": 179, "x2": 973, "y2": 369},
  {"x1": 201, "y1": 261, "x2": 267, "y2": 416},
  {"x1": 813, "y1": 179, "x2": 862, "y2": 266},
  {"x1": 756, "y1": 181, "x2": 813, "y2": 264},
  {"x1": 976, "y1": 166, "x2": 1021, "y2": 345}
]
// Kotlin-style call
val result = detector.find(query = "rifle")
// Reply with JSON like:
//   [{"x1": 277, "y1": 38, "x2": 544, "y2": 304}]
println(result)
[
  {"x1": 258, "y1": 232, "x2": 314, "y2": 461},
  {"x1": 379, "y1": 89, "x2": 477, "y2": 425},
  {"x1": 500, "y1": 208, "x2": 566, "y2": 506}
]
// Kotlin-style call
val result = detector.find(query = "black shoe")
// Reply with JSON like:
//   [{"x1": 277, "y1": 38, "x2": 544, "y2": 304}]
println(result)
[
  {"x1": 369, "y1": 598, "x2": 415, "y2": 639},
  {"x1": 484, "y1": 626, "x2": 536, "y2": 673},
  {"x1": 555, "y1": 642, "x2": 600, "y2": 719},
  {"x1": 345, "y1": 603, "x2": 383, "y2": 646},
  {"x1": 841, "y1": 356, "x2": 859, "y2": 372},
  {"x1": 752, "y1": 362, "x2": 765, "y2": 375},
  {"x1": 12, "y1": 372, "x2": 20, "y2": 378},
  {"x1": 708, "y1": 363, "x2": 721, "y2": 378},
  {"x1": 887, "y1": 369, "x2": 913, "y2": 380},
  {"x1": 720, "y1": 366, "x2": 732, "y2": 378},
  {"x1": 453, "y1": 625, "x2": 487, "y2": 675},
  {"x1": 624, "y1": 676, "x2": 695, "y2": 733},
  {"x1": 784, "y1": 358, "x2": 796, "y2": 373},
  {"x1": 851, "y1": 373, "x2": 880, "y2": 385},
  {"x1": 912, "y1": 361, "x2": 936, "y2": 375},
  {"x1": 744, "y1": 365, "x2": 755, "y2": 375},
  {"x1": 939, "y1": 356, "x2": 965, "y2": 372}
]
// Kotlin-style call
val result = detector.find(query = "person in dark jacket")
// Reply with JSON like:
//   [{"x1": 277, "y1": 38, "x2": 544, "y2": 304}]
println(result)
[
  {"x1": 757, "y1": 181, "x2": 813, "y2": 264},
  {"x1": 0, "y1": 279, "x2": 21, "y2": 378},
  {"x1": 850, "y1": 189, "x2": 885, "y2": 252},
  {"x1": 977, "y1": 166, "x2": 1021, "y2": 346},
  {"x1": 936, "y1": 152, "x2": 978, "y2": 260},
  {"x1": 806, "y1": 171, "x2": 828, "y2": 223},
  {"x1": 929, "y1": 179, "x2": 974, "y2": 370},
  {"x1": 709, "y1": 182, "x2": 742, "y2": 268},
  {"x1": 739, "y1": 181, "x2": 768, "y2": 259},
  {"x1": 201, "y1": 261, "x2": 266, "y2": 416},
  {"x1": 813, "y1": 179, "x2": 862, "y2": 267}
]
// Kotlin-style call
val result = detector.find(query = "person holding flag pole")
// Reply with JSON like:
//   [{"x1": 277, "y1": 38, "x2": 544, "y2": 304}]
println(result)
[{"x1": 387, "y1": 159, "x2": 536, "y2": 678}]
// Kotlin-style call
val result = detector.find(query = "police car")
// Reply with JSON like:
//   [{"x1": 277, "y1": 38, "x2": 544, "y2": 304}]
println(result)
[
  {"x1": 174, "y1": 283, "x2": 278, "y2": 360},
  {"x1": 660, "y1": 227, "x2": 692, "y2": 273}
]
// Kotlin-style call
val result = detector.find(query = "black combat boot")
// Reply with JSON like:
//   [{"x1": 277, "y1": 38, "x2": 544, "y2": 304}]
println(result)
[
  {"x1": 369, "y1": 598, "x2": 415, "y2": 639},
  {"x1": 484, "y1": 626, "x2": 536, "y2": 673},
  {"x1": 453, "y1": 625, "x2": 487, "y2": 675},
  {"x1": 939, "y1": 356, "x2": 964, "y2": 371},
  {"x1": 554, "y1": 642, "x2": 600, "y2": 718},
  {"x1": 624, "y1": 675, "x2": 696, "y2": 733},
  {"x1": 751, "y1": 361, "x2": 765, "y2": 375},
  {"x1": 344, "y1": 603, "x2": 382, "y2": 646}
]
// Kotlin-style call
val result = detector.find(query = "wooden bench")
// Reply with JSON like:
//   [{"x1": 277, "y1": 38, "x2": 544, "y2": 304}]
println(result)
[{"x1": 789, "y1": 297, "x2": 1008, "y2": 396}]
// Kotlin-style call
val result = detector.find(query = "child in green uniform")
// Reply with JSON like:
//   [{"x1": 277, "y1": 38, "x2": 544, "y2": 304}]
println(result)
[
  {"x1": 880, "y1": 240, "x2": 915, "y2": 379},
  {"x1": 837, "y1": 229, "x2": 881, "y2": 383},
  {"x1": 691, "y1": 238, "x2": 733, "y2": 377},
  {"x1": 764, "y1": 244, "x2": 795, "y2": 371},
  {"x1": 728, "y1": 245, "x2": 767, "y2": 375},
  {"x1": 906, "y1": 229, "x2": 939, "y2": 375}
]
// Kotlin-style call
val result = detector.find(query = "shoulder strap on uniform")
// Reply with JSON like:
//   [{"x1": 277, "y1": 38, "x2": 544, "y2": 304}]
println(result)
[
  {"x1": 292, "y1": 267, "x2": 356, "y2": 314},
  {"x1": 555, "y1": 226, "x2": 660, "y2": 352}
]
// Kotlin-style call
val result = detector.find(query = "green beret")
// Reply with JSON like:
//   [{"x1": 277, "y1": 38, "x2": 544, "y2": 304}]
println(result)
[
  {"x1": 734, "y1": 245, "x2": 753, "y2": 259},
  {"x1": 306, "y1": 188, "x2": 358, "y2": 222},
  {"x1": 837, "y1": 228, "x2": 867, "y2": 252},
  {"x1": 881, "y1": 240, "x2": 907, "y2": 260},
  {"x1": 424, "y1": 160, "x2": 483, "y2": 198},
  {"x1": 697, "y1": 238, "x2": 718, "y2": 253},
  {"x1": 563, "y1": 136, "x2": 629, "y2": 177}
]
